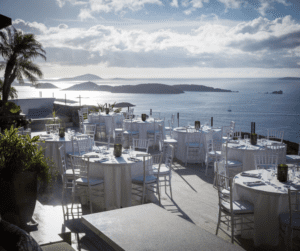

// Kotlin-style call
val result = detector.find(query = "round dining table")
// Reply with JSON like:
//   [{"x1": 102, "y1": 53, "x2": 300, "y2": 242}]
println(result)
[
  {"x1": 32, "y1": 131, "x2": 93, "y2": 174},
  {"x1": 87, "y1": 112, "x2": 121, "y2": 135},
  {"x1": 232, "y1": 166, "x2": 298, "y2": 247},
  {"x1": 82, "y1": 149, "x2": 154, "y2": 211},
  {"x1": 226, "y1": 139, "x2": 286, "y2": 171},
  {"x1": 123, "y1": 117, "x2": 164, "y2": 141},
  {"x1": 172, "y1": 126, "x2": 222, "y2": 164}
]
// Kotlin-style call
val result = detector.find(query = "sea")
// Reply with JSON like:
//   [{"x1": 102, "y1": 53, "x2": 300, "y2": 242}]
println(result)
[{"x1": 12, "y1": 78, "x2": 300, "y2": 143}]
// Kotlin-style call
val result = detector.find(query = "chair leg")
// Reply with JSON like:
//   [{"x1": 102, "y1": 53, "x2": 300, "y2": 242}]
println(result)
[
  {"x1": 169, "y1": 174, "x2": 173, "y2": 200},
  {"x1": 164, "y1": 176, "x2": 167, "y2": 194},
  {"x1": 216, "y1": 209, "x2": 221, "y2": 235},
  {"x1": 231, "y1": 216, "x2": 235, "y2": 243},
  {"x1": 141, "y1": 184, "x2": 145, "y2": 204},
  {"x1": 62, "y1": 185, "x2": 66, "y2": 219},
  {"x1": 157, "y1": 181, "x2": 161, "y2": 206}
]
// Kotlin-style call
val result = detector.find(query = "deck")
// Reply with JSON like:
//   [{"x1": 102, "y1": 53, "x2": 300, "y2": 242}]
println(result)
[{"x1": 30, "y1": 148, "x2": 286, "y2": 251}]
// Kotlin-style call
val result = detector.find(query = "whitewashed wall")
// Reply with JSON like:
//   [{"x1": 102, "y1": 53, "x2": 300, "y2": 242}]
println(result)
[{"x1": 9, "y1": 98, "x2": 56, "y2": 114}]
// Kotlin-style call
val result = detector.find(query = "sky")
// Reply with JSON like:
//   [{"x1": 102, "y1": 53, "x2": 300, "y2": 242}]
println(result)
[{"x1": 1, "y1": 0, "x2": 300, "y2": 79}]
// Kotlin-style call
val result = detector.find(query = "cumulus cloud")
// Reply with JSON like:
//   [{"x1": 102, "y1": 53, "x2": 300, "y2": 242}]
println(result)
[
  {"x1": 56, "y1": 0, "x2": 163, "y2": 20},
  {"x1": 217, "y1": 0, "x2": 241, "y2": 10},
  {"x1": 258, "y1": 0, "x2": 290, "y2": 16},
  {"x1": 12, "y1": 19, "x2": 47, "y2": 34},
  {"x1": 170, "y1": 0, "x2": 179, "y2": 7},
  {"x1": 14, "y1": 16, "x2": 300, "y2": 69}
]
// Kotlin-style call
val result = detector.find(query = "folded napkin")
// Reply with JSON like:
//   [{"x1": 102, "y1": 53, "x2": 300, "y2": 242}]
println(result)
[
  {"x1": 127, "y1": 157, "x2": 141, "y2": 162},
  {"x1": 243, "y1": 181, "x2": 265, "y2": 187},
  {"x1": 229, "y1": 140, "x2": 239, "y2": 144},
  {"x1": 95, "y1": 158, "x2": 109, "y2": 163},
  {"x1": 241, "y1": 172, "x2": 260, "y2": 178}
]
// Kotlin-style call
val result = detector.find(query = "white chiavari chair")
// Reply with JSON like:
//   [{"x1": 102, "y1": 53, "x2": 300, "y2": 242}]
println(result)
[
  {"x1": 267, "y1": 129, "x2": 284, "y2": 143},
  {"x1": 216, "y1": 174, "x2": 254, "y2": 244},
  {"x1": 70, "y1": 155, "x2": 105, "y2": 213}
]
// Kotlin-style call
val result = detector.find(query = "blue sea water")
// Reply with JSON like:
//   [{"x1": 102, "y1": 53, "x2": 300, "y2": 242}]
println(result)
[{"x1": 13, "y1": 78, "x2": 300, "y2": 143}]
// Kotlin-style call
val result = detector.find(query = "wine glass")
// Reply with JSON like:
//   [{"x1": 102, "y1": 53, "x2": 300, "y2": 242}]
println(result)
[
  {"x1": 244, "y1": 135, "x2": 248, "y2": 144},
  {"x1": 267, "y1": 171, "x2": 273, "y2": 184}
]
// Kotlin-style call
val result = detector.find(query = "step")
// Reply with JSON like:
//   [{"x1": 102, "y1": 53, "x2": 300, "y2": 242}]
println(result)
[{"x1": 30, "y1": 201, "x2": 71, "y2": 246}]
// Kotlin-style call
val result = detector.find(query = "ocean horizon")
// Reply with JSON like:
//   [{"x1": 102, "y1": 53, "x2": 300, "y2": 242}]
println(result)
[{"x1": 11, "y1": 77, "x2": 300, "y2": 143}]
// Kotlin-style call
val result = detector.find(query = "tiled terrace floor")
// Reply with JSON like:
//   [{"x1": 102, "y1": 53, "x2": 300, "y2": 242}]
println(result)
[{"x1": 32, "y1": 135, "x2": 286, "y2": 250}]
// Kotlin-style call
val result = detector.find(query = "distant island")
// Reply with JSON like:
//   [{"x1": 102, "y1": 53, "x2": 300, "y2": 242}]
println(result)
[
  {"x1": 44, "y1": 74, "x2": 102, "y2": 81},
  {"x1": 264, "y1": 90, "x2": 283, "y2": 94},
  {"x1": 173, "y1": 84, "x2": 233, "y2": 92},
  {"x1": 34, "y1": 83, "x2": 58, "y2": 89},
  {"x1": 63, "y1": 82, "x2": 233, "y2": 94},
  {"x1": 278, "y1": 77, "x2": 300, "y2": 80}
]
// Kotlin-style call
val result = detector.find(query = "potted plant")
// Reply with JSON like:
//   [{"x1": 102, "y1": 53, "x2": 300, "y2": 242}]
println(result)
[
  {"x1": 0, "y1": 126, "x2": 57, "y2": 229},
  {"x1": 277, "y1": 164, "x2": 288, "y2": 182},
  {"x1": 251, "y1": 133, "x2": 257, "y2": 145}
]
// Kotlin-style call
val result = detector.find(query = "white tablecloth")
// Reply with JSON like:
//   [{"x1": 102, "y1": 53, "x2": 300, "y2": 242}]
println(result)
[
  {"x1": 87, "y1": 112, "x2": 120, "y2": 135},
  {"x1": 233, "y1": 168, "x2": 298, "y2": 246},
  {"x1": 123, "y1": 118, "x2": 164, "y2": 141},
  {"x1": 32, "y1": 132, "x2": 93, "y2": 174},
  {"x1": 172, "y1": 126, "x2": 222, "y2": 163},
  {"x1": 82, "y1": 150, "x2": 153, "y2": 210},
  {"x1": 227, "y1": 139, "x2": 286, "y2": 171}
]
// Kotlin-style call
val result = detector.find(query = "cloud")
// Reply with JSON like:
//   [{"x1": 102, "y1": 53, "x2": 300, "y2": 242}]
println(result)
[
  {"x1": 56, "y1": 0, "x2": 164, "y2": 20},
  {"x1": 79, "y1": 8, "x2": 96, "y2": 20},
  {"x1": 56, "y1": 0, "x2": 87, "y2": 8},
  {"x1": 12, "y1": 19, "x2": 47, "y2": 34},
  {"x1": 14, "y1": 16, "x2": 300, "y2": 69},
  {"x1": 170, "y1": 0, "x2": 179, "y2": 7},
  {"x1": 217, "y1": 0, "x2": 241, "y2": 11},
  {"x1": 257, "y1": 0, "x2": 290, "y2": 16}
]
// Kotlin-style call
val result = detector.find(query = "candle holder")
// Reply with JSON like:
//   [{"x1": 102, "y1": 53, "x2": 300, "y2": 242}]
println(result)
[
  {"x1": 195, "y1": 121, "x2": 200, "y2": 130},
  {"x1": 59, "y1": 127, "x2": 65, "y2": 138},
  {"x1": 114, "y1": 144, "x2": 122, "y2": 157},
  {"x1": 141, "y1": 114, "x2": 147, "y2": 121},
  {"x1": 250, "y1": 133, "x2": 257, "y2": 145},
  {"x1": 277, "y1": 164, "x2": 288, "y2": 182}
]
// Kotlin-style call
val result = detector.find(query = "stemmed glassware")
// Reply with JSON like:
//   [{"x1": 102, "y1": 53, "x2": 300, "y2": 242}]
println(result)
[
  {"x1": 267, "y1": 170, "x2": 273, "y2": 185},
  {"x1": 244, "y1": 135, "x2": 248, "y2": 144}
]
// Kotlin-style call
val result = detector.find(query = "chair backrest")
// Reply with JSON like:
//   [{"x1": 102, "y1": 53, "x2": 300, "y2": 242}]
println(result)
[
  {"x1": 58, "y1": 145, "x2": 67, "y2": 176},
  {"x1": 185, "y1": 128, "x2": 201, "y2": 145},
  {"x1": 72, "y1": 135, "x2": 90, "y2": 155},
  {"x1": 254, "y1": 154, "x2": 278, "y2": 169},
  {"x1": 133, "y1": 138, "x2": 149, "y2": 153},
  {"x1": 267, "y1": 142, "x2": 286, "y2": 164},
  {"x1": 90, "y1": 114, "x2": 99, "y2": 124},
  {"x1": 164, "y1": 144, "x2": 174, "y2": 169},
  {"x1": 267, "y1": 129, "x2": 284, "y2": 143},
  {"x1": 216, "y1": 173, "x2": 232, "y2": 211},
  {"x1": 233, "y1": 127, "x2": 241, "y2": 139},
  {"x1": 115, "y1": 114, "x2": 124, "y2": 129},
  {"x1": 288, "y1": 189, "x2": 300, "y2": 228},
  {"x1": 81, "y1": 107, "x2": 88, "y2": 117},
  {"x1": 70, "y1": 155, "x2": 90, "y2": 184},
  {"x1": 84, "y1": 124, "x2": 96, "y2": 140},
  {"x1": 222, "y1": 126, "x2": 231, "y2": 138},
  {"x1": 230, "y1": 121, "x2": 235, "y2": 131}
]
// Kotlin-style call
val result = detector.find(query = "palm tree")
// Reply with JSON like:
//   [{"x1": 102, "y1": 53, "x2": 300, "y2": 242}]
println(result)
[
  {"x1": 0, "y1": 79, "x2": 18, "y2": 99},
  {"x1": 0, "y1": 26, "x2": 46, "y2": 105}
]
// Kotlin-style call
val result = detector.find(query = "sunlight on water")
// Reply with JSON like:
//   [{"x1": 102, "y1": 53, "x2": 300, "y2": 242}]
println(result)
[{"x1": 11, "y1": 78, "x2": 300, "y2": 142}]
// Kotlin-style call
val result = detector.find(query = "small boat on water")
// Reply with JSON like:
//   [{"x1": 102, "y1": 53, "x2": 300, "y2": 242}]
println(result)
[{"x1": 228, "y1": 109, "x2": 232, "y2": 112}]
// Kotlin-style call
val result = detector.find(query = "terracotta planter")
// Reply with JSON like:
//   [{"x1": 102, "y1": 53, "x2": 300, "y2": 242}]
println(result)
[
  {"x1": 105, "y1": 108, "x2": 110, "y2": 115},
  {"x1": 0, "y1": 171, "x2": 38, "y2": 230}
]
